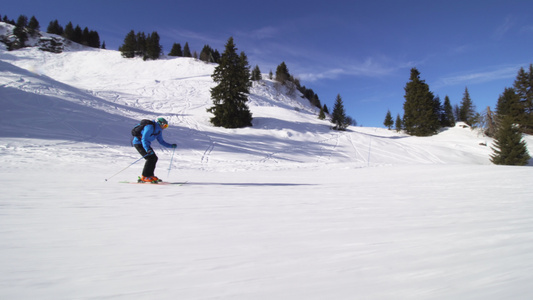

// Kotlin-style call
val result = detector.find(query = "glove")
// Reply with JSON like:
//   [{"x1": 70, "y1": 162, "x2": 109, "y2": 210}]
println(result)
[
  {"x1": 146, "y1": 149, "x2": 155, "y2": 156},
  {"x1": 171, "y1": 144, "x2": 177, "y2": 149}
]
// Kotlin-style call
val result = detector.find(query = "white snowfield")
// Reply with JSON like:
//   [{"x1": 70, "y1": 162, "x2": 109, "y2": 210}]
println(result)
[{"x1": 1, "y1": 30, "x2": 533, "y2": 299}]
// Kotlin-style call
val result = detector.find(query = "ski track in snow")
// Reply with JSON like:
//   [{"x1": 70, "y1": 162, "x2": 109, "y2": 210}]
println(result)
[{"x1": 1, "y1": 32, "x2": 533, "y2": 300}]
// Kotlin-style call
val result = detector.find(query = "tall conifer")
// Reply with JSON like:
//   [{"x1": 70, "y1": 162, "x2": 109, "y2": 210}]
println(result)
[
  {"x1": 183, "y1": 42, "x2": 192, "y2": 57},
  {"x1": 275, "y1": 62, "x2": 290, "y2": 84},
  {"x1": 384, "y1": 110, "x2": 393, "y2": 129},
  {"x1": 403, "y1": 68, "x2": 440, "y2": 136},
  {"x1": 28, "y1": 16, "x2": 39, "y2": 36},
  {"x1": 119, "y1": 30, "x2": 137, "y2": 58},
  {"x1": 490, "y1": 116, "x2": 531, "y2": 165},
  {"x1": 442, "y1": 95, "x2": 455, "y2": 127},
  {"x1": 496, "y1": 87, "x2": 522, "y2": 126},
  {"x1": 251, "y1": 65, "x2": 262, "y2": 81},
  {"x1": 207, "y1": 37, "x2": 252, "y2": 128},
  {"x1": 459, "y1": 87, "x2": 476, "y2": 125},
  {"x1": 395, "y1": 114, "x2": 403, "y2": 132},
  {"x1": 169, "y1": 43, "x2": 183, "y2": 56},
  {"x1": 513, "y1": 64, "x2": 533, "y2": 134},
  {"x1": 144, "y1": 31, "x2": 162, "y2": 60},
  {"x1": 331, "y1": 94, "x2": 349, "y2": 130}
]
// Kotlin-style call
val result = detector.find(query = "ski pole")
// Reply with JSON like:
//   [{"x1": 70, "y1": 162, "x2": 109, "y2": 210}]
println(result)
[
  {"x1": 167, "y1": 146, "x2": 176, "y2": 178},
  {"x1": 105, "y1": 153, "x2": 151, "y2": 182}
]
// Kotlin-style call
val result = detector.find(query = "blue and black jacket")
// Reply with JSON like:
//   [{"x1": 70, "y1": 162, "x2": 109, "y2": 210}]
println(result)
[{"x1": 132, "y1": 121, "x2": 173, "y2": 151}]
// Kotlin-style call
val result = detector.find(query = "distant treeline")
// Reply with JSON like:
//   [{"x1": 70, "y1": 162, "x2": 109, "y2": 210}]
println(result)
[
  {"x1": 118, "y1": 30, "x2": 220, "y2": 63},
  {"x1": 1, "y1": 12, "x2": 102, "y2": 49}
]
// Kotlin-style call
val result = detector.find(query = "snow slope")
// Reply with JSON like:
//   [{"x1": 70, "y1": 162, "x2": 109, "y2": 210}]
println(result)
[{"x1": 1, "y1": 29, "x2": 533, "y2": 299}]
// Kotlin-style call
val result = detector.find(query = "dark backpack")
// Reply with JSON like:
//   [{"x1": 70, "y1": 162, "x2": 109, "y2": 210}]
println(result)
[{"x1": 131, "y1": 119, "x2": 155, "y2": 139}]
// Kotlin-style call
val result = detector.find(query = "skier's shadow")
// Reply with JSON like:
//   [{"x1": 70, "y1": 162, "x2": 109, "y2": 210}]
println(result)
[{"x1": 186, "y1": 182, "x2": 317, "y2": 187}]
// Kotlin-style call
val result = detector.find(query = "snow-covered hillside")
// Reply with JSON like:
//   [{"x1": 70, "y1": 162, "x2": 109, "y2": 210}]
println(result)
[
  {"x1": 2, "y1": 43, "x2": 523, "y2": 170},
  {"x1": 1, "y1": 27, "x2": 533, "y2": 300}
]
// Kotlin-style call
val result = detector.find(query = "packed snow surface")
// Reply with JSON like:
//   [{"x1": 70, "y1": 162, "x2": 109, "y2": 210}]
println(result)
[{"x1": 1, "y1": 34, "x2": 533, "y2": 299}]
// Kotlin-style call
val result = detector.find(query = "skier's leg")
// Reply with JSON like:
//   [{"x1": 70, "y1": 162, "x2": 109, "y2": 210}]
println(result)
[
  {"x1": 145, "y1": 153, "x2": 158, "y2": 177},
  {"x1": 134, "y1": 144, "x2": 157, "y2": 177}
]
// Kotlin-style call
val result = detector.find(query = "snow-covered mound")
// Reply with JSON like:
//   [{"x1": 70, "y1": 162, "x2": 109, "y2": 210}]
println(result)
[{"x1": 2, "y1": 29, "x2": 533, "y2": 300}]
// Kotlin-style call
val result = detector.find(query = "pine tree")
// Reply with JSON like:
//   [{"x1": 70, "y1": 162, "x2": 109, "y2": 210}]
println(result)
[
  {"x1": 81, "y1": 27, "x2": 90, "y2": 46},
  {"x1": 13, "y1": 15, "x2": 28, "y2": 48},
  {"x1": 490, "y1": 116, "x2": 531, "y2": 165},
  {"x1": 47, "y1": 20, "x2": 63, "y2": 35},
  {"x1": 384, "y1": 110, "x2": 393, "y2": 129},
  {"x1": 63, "y1": 22, "x2": 74, "y2": 41},
  {"x1": 513, "y1": 64, "x2": 533, "y2": 134},
  {"x1": 135, "y1": 32, "x2": 147, "y2": 57},
  {"x1": 183, "y1": 42, "x2": 192, "y2": 57},
  {"x1": 28, "y1": 16, "x2": 39, "y2": 36},
  {"x1": 168, "y1": 43, "x2": 182, "y2": 56},
  {"x1": 459, "y1": 87, "x2": 476, "y2": 125},
  {"x1": 144, "y1": 31, "x2": 162, "y2": 60},
  {"x1": 87, "y1": 30, "x2": 100, "y2": 48},
  {"x1": 403, "y1": 68, "x2": 440, "y2": 136},
  {"x1": 207, "y1": 37, "x2": 252, "y2": 128},
  {"x1": 318, "y1": 107, "x2": 326, "y2": 120},
  {"x1": 119, "y1": 30, "x2": 137, "y2": 58},
  {"x1": 275, "y1": 62, "x2": 290, "y2": 85},
  {"x1": 442, "y1": 95, "x2": 455, "y2": 127},
  {"x1": 323, "y1": 104, "x2": 329, "y2": 115},
  {"x1": 395, "y1": 114, "x2": 403, "y2": 132},
  {"x1": 251, "y1": 65, "x2": 262, "y2": 81},
  {"x1": 200, "y1": 45, "x2": 215, "y2": 62},
  {"x1": 453, "y1": 104, "x2": 461, "y2": 122},
  {"x1": 433, "y1": 96, "x2": 443, "y2": 126},
  {"x1": 331, "y1": 94, "x2": 349, "y2": 130},
  {"x1": 496, "y1": 87, "x2": 523, "y2": 126},
  {"x1": 16, "y1": 15, "x2": 28, "y2": 27},
  {"x1": 73, "y1": 25, "x2": 83, "y2": 44},
  {"x1": 212, "y1": 50, "x2": 221, "y2": 63}
]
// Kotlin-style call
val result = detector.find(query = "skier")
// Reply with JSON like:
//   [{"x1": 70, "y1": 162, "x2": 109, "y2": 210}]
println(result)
[{"x1": 132, "y1": 117, "x2": 177, "y2": 182}]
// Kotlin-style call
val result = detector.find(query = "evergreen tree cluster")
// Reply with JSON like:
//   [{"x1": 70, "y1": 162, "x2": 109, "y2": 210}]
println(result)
[
  {"x1": 0, "y1": 13, "x2": 101, "y2": 49},
  {"x1": 272, "y1": 61, "x2": 359, "y2": 128},
  {"x1": 489, "y1": 64, "x2": 533, "y2": 165},
  {"x1": 390, "y1": 68, "x2": 458, "y2": 135},
  {"x1": 169, "y1": 42, "x2": 192, "y2": 57},
  {"x1": 1, "y1": 14, "x2": 40, "y2": 49},
  {"x1": 207, "y1": 37, "x2": 253, "y2": 128},
  {"x1": 199, "y1": 45, "x2": 221, "y2": 63},
  {"x1": 119, "y1": 30, "x2": 162, "y2": 60},
  {"x1": 46, "y1": 20, "x2": 100, "y2": 48},
  {"x1": 274, "y1": 61, "x2": 323, "y2": 111}
]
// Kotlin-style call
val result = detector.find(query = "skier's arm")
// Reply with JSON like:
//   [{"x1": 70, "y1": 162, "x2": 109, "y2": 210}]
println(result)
[{"x1": 157, "y1": 134, "x2": 173, "y2": 148}]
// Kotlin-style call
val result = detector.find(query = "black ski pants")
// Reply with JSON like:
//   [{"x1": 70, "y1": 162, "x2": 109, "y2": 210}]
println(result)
[{"x1": 134, "y1": 144, "x2": 158, "y2": 177}]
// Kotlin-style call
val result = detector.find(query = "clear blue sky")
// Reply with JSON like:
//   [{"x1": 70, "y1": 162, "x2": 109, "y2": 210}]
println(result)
[{"x1": 3, "y1": 0, "x2": 533, "y2": 127}]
